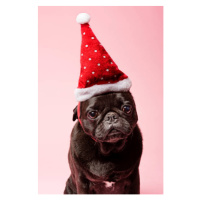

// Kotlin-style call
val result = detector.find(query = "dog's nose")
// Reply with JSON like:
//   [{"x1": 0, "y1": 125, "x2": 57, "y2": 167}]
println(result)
[{"x1": 105, "y1": 112, "x2": 119, "y2": 123}]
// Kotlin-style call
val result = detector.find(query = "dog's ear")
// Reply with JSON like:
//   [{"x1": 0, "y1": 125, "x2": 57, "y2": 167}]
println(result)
[{"x1": 72, "y1": 106, "x2": 78, "y2": 121}]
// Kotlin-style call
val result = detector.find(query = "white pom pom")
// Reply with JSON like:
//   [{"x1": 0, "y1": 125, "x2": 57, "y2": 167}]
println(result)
[{"x1": 76, "y1": 13, "x2": 91, "y2": 24}]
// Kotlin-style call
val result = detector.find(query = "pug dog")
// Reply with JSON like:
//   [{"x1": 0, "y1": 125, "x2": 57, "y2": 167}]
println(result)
[{"x1": 63, "y1": 91, "x2": 143, "y2": 194}]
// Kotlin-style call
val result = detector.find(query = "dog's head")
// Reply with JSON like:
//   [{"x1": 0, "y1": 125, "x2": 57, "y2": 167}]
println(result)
[{"x1": 73, "y1": 91, "x2": 138, "y2": 143}]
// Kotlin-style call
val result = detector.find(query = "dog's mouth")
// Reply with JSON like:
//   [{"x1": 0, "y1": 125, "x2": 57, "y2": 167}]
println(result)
[{"x1": 104, "y1": 129, "x2": 126, "y2": 143}]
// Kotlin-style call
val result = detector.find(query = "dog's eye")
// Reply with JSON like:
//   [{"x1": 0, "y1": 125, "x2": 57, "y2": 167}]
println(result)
[
  {"x1": 122, "y1": 105, "x2": 132, "y2": 114},
  {"x1": 87, "y1": 111, "x2": 98, "y2": 119}
]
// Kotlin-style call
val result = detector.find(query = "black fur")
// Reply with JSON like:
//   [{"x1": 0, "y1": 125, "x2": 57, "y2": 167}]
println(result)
[
  {"x1": 64, "y1": 92, "x2": 143, "y2": 194},
  {"x1": 72, "y1": 106, "x2": 78, "y2": 121}
]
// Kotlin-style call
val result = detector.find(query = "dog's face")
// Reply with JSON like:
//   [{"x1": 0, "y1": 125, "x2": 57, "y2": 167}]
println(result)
[{"x1": 74, "y1": 92, "x2": 138, "y2": 143}]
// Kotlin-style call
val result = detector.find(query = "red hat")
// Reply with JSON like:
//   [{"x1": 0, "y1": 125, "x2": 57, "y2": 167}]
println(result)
[{"x1": 75, "y1": 13, "x2": 132, "y2": 102}]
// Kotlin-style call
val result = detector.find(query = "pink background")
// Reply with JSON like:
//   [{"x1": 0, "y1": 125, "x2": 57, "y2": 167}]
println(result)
[{"x1": 38, "y1": 6, "x2": 163, "y2": 194}]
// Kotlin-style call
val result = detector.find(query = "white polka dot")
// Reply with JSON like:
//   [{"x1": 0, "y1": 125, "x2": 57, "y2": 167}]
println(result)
[
  {"x1": 97, "y1": 63, "x2": 100, "y2": 66},
  {"x1": 89, "y1": 58, "x2": 91, "y2": 61},
  {"x1": 108, "y1": 82, "x2": 110, "y2": 84},
  {"x1": 83, "y1": 32, "x2": 85, "y2": 35},
  {"x1": 103, "y1": 56, "x2": 106, "y2": 58},
  {"x1": 85, "y1": 45, "x2": 88, "y2": 47},
  {"x1": 87, "y1": 80, "x2": 89, "y2": 83},
  {"x1": 91, "y1": 37, "x2": 94, "y2": 39},
  {"x1": 101, "y1": 77, "x2": 103, "y2": 80},
  {"x1": 110, "y1": 62, "x2": 113, "y2": 64},
  {"x1": 84, "y1": 66, "x2": 86, "y2": 69},
  {"x1": 94, "y1": 50, "x2": 97, "y2": 52},
  {"x1": 81, "y1": 53, "x2": 83, "y2": 56},
  {"x1": 81, "y1": 75, "x2": 83, "y2": 77},
  {"x1": 92, "y1": 72, "x2": 95, "y2": 74},
  {"x1": 106, "y1": 69, "x2": 109, "y2": 72}
]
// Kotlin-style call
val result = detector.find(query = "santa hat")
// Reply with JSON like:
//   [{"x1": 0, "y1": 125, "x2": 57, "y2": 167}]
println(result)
[{"x1": 75, "y1": 13, "x2": 132, "y2": 102}]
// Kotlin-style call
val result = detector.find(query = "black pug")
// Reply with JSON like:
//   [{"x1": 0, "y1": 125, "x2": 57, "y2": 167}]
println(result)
[{"x1": 64, "y1": 91, "x2": 143, "y2": 194}]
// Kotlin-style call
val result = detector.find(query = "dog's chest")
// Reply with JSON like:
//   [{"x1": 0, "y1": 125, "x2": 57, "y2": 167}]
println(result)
[
  {"x1": 88, "y1": 159, "x2": 134, "y2": 185},
  {"x1": 89, "y1": 160, "x2": 115, "y2": 177},
  {"x1": 89, "y1": 179, "x2": 131, "y2": 194},
  {"x1": 101, "y1": 181, "x2": 116, "y2": 193},
  {"x1": 103, "y1": 181, "x2": 115, "y2": 188}
]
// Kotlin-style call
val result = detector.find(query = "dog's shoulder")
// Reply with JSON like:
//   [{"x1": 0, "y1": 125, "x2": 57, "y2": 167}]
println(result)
[
  {"x1": 132, "y1": 124, "x2": 143, "y2": 147},
  {"x1": 70, "y1": 121, "x2": 98, "y2": 162},
  {"x1": 127, "y1": 124, "x2": 143, "y2": 155},
  {"x1": 109, "y1": 124, "x2": 143, "y2": 169}
]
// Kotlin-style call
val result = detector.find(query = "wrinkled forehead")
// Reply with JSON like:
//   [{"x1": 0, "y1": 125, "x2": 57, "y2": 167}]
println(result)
[{"x1": 81, "y1": 92, "x2": 134, "y2": 111}]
